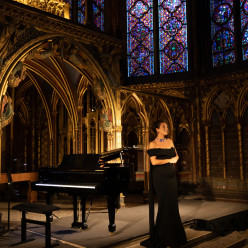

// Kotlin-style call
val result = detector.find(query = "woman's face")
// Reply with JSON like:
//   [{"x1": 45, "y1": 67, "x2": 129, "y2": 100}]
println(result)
[{"x1": 156, "y1": 122, "x2": 168, "y2": 136}]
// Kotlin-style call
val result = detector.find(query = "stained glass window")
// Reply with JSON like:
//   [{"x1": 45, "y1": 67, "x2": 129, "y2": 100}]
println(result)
[
  {"x1": 127, "y1": 0, "x2": 154, "y2": 77},
  {"x1": 241, "y1": 0, "x2": 248, "y2": 60},
  {"x1": 93, "y1": 0, "x2": 104, "y2": 31},
  {"x1": 211, "y1": 0, "x2": 235, "y2": 67},
  {"x1": 158, "y1": 0, "x2": 188, "y2": 74},
  {"x1": 78, "y1": 0, "x2": 86, "y2": 24}
]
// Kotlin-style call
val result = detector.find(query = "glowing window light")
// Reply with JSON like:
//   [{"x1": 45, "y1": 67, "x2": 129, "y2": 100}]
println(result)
[
  {"x1": 127, "y1": 0, "x2": 154, "y2": 77},
  {"x1": 241, "y1": 0, "x2": 248, "y2": 60},
  {"x1": 78, "y1": 0, "x2": 86, "y2": 24},
  {"x1": 158, "y1": 0, "x2": 188, "y2": 74},
  {"x1": 210, "y1": 0, "x2": 235, "y2": 66},
  {"x1": 93, "y1": 0, "x2": 104, "y2": 31}
]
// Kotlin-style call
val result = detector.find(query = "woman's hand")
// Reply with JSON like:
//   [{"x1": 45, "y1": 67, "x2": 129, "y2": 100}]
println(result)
[{"x1": 170, "y1": 156, "x2": 178, "y2": 164}]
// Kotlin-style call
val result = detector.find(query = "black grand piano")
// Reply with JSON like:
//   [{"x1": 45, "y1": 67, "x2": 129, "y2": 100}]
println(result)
[{"x1": 31, "y1": 148, "x2": 131, "y2": 233}]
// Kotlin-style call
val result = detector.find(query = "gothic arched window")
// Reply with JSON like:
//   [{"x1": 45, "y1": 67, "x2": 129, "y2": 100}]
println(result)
[
  {"x1": 78, "y1": 0, "x2": 86, "y2": 24},
  {"x1": 158, "y1": 0, "x2": 188, "y2": 74},
  {"x1": 210, "y1": 0, "x2": 235, "y2": 66},
  {"x1": 90, "y1": 119, "x2": 96, "y2": 153},
  {"x1": 93, "y1": 0, "x2": 105, "y2": 31},
  {"x1": 127, "y1": 0, "x2": 154, "y2": 77},
  {"x1": 241, "y1": 0, "x2": 248, "y2": 60},
  {"x1": 127, "y1": 0, "x2": 188, "y2": 77}
]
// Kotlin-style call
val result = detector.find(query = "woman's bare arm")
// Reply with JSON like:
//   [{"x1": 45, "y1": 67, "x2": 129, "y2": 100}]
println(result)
[{"x1": 149, "y1": 140, "x2": 179, "y2": 165}]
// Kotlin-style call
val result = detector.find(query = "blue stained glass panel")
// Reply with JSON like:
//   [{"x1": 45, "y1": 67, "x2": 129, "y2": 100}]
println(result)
[
  {"x1": 78, "y1": 0, "x2": 86, "y2": 24},
  {"x1": 241, "y1": 0, "x2": 248, "y2": 60},
  {"x1": 93, "y1": 0, "x2": 104, "y2": 31},
  {"x1": 158, "y1": 0, "x2": 188, "y2": 74},
  {"x1": 127, "y1": 0, "x2": 154, "y2": 77},
  {"x1": 211, "y1": 0, "x2": 235, "y2": 66}
]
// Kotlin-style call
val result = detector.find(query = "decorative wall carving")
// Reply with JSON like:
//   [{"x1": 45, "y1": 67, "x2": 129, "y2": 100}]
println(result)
[
  {"x1": 0, "y1": 0, "x2": 123, "y2": 47},
  {"x1": 13, "y1": 0, "x2": 70, "y2": 19},
  {"x1": 8, "y1": 61, "x2": 27, "y2": 87},
  {"x1": 0, "y1": 95, "x2": 14, "y2": 129}
]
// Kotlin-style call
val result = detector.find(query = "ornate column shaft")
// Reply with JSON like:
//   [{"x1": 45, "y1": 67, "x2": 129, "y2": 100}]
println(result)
[
  {"x1": 142, "y1": 128, "x2": 149, "y2": 199},
  {"x1": 78, "y1": 106, "x2": 83, "y2": 154},
  {"x1": 107, "y1": 132, "x2": 113, "y2": 151},
  {"x1": 191, "y1": 105, "x2": 197, "y2": 183},
  {"x1": 85, "y1": 0, "x2": 93, "y2": 26},
  {"x1": 73, "y1": 129, "x2": 77, "y2": 154},
  {"x1": 222, "y1": 125, "x2": 226, "y2": 179},
  {"x1": 113, "y1": 125, "x2": 122, "y2": 149},
  {"x1": 196, "y1": 84, "x2": 202, "y2": 178},
  {"x1": 87, "y1": 117, "x2": 90, "y2": 153},
  {"x1": 95, "y1": 117, "x2": 99, "y2": 153},
  {"x1": 52, "y1": 110, "x2": 57, "y2": 167},
  {"x1": 237, "y1": 122, "x2": 244, "y2": 180},
  {"x1": 205, "y1": 125, "x2": 210, "y2": 177}
]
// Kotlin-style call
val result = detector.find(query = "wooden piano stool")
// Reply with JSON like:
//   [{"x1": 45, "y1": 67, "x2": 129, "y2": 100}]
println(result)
[{"x1": 12, "y1": 203, "x2": 60, "y2": 248}]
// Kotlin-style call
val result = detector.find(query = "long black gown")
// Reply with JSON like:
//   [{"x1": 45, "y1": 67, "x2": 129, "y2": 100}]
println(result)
[{"x1": 140, "y1": 148, "x2": 187, "y2": 248}]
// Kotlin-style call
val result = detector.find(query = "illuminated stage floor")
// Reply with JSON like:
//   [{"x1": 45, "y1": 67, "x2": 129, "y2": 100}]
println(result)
[{"x1": 0, "y1": 195, "x2": 248, "y2": 248}]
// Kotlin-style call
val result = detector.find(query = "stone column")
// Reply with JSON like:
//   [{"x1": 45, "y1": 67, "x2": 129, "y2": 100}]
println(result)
[
  {"x1": 107, "y1": 132, "x2": 113, "y2": 151},
  {"x1": 205, "y1": 124, "x2": 210, "y2": 177},
  {"x1": 114, "y1": 125, "x2": 122, "y2": 149},
  {"x1": 142, "y1": 128, "x2": 149, "y2": 202},
  {"x1": 191, "y1": 105, "x2": 197, "y2": 183},
  {"x1": 237, "y1": 121, "x2": 244, "y2": 180},
  {"x1": 85, "y1": 0, "x2": 93, "y2": 26},
  {"x1": 52, "y1": 110, "x2": 57, "y2": 167},
  {"x1": 221, "y1": 125, "x2": 226, "y2": 179},
  {"x1": 78, "y1": 106, "x2": 83, "y2": 154}
]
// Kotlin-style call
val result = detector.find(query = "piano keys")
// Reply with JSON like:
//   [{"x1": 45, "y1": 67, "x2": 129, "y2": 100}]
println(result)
[{"x1": 31, "y1": 148, "x2": 130, "y2": 233}]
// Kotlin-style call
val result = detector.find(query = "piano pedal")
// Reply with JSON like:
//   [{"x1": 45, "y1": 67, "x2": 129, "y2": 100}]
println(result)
[
  {"x1": 81, "y1": 223, "x2": 88, "y2": 230},
  {"x1": 116, "y1": 209, "x2": 119, "y2": 213},
  {"x1": 72, "y1": 222, "x2": 88, "y2": 230}
]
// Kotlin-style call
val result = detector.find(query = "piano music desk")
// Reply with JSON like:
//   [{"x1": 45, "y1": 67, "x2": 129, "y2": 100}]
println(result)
[{"x1": 12, "y1": 203, "x2": 60, "y2": 248}]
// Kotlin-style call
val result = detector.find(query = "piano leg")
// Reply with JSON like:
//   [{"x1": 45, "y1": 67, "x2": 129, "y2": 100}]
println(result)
[
  {"x1": 72, "y1": 195, "x2": 78, "y2": 228},
  {"x1": 106, "y1": 193, "x2": 118, "y2": 233},
  {"x1": 80, "y1": 196, "x2": 88, "y2": 229},
  {"x1": 71, "y1": 195, "x2": 88, "y2": 229}
]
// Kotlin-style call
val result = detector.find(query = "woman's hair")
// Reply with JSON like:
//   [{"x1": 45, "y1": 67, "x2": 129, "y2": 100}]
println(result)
[{"x1": 153, "y1": 119, "x2": 170, "y2": 138}]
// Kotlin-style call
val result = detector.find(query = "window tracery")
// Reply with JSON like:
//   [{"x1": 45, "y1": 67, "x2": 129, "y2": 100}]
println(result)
[
  {"x1": 78, "y1": 0, "x2": 86, "y2": 24},
  {"x1": 158, "y1": 0, "x2": 188, "y2": 73},
  {"x1": 210, "y1": 0, "x2": 235, "y2": 66},
  {"x1": 93, "y1": 0, "x2": 104, "y2": 31},
  {"x1": 241, "y1": 0, "x2": 248, "y2": 60},
  {"x1": 127, "y1": 0, "x2": 154, "y2": 76},
  {"x1": 126, "y1": 0, "x2": 188, "y2": 77}
]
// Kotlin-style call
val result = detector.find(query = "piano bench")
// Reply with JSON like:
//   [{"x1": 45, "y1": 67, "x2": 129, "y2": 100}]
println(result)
[{"x1": 12, "y1": 203, "x2": 60, "y2": 248}]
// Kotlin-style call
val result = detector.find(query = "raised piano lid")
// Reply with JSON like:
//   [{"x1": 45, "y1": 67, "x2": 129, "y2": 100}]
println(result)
[
  {"x1": 58, "y1": 154, "x2": 101, "y2": 170},
  {"x1": 57, "y1": 147, "x2": 137, "y2": 170},
  {"x1": 99, "y1": 148, "x2": 123, "y2": 164}
]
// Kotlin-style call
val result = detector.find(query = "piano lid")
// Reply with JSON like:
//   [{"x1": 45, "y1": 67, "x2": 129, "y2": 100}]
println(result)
[
  {"x1": 57, "y1": 147, "x2": 135, "y2": 170},
  {"x1": 59, "y1": 154, "x2": 101, "y2": 170},
  {"x1": 100, "y1": 148, "x2": 123, "y2": 162}
]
